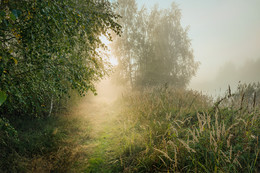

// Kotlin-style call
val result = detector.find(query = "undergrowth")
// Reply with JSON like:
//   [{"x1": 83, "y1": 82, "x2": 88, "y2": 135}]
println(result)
[
  {"x1": 106, "y1": 86, "x2": 260, "y2": 172},
  {"x1": 1, "y1": 85, "x2": 259, "y2": 172},
  {"x1": 0, "y1": 112, "x2": 92, "y2": 172}
]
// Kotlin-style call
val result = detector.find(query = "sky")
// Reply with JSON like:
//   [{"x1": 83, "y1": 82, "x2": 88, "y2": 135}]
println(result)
[{"x1": 137, "y1": 0, "x2": 260, "y2": 95}]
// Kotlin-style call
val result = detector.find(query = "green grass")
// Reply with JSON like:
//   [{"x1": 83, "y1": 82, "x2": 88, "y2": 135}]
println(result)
[
  {"x1": 0, "y1": 112, "x2": 92, "y2": 172},
  {"x1": 105, "y1": 87, "x2": 260, "y2": 172},
  {"x1": 1, "y1": 86, "x2": 259, "y2": 172}
]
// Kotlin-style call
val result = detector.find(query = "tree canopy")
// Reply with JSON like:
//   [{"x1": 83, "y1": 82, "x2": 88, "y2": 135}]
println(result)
[
  {"x1": 111, "y1": 0, "x2": 199, "y2": 89},
  {"x1": 0, "y1": 0, "x2": 121, "y2": 116}
]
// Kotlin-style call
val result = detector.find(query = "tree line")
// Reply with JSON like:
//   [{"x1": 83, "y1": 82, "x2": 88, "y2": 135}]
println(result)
[
  {"x1": 0, "y1": 0, "x2": 199, "y2": 116},
  {"x1": 111, "y1": 0, "x2": 199, "y2": 89}
]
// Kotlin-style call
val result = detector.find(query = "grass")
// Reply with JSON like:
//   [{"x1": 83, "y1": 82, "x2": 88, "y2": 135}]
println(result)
[
  {"x1": 0, "y1": 108, "x2": 92, "y2": 172},
  {"x1": 105, "y1": 87, "x2": 260, "y2": 172},
  {"x1": 1, "y1": 86, "x2": 259, "y2": 172}
]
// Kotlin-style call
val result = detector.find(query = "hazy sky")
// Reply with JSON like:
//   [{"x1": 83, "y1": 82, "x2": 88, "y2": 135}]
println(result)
[{"x1": 137, "y1": 0, "x2": 260, "y2": 93}]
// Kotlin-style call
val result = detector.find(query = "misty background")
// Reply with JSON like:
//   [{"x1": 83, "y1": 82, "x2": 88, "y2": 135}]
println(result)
[
  {"x1": 133, "y1": 0, "x2": 260, "y2": 96},
  {"x1": 1, "y1": 0, "x2": 259, "y2": 172}
]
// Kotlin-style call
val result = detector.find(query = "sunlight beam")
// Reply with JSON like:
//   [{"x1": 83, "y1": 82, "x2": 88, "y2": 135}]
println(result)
[{"x1": 99, "y1": 34, "x2": 118, "y2": 66}]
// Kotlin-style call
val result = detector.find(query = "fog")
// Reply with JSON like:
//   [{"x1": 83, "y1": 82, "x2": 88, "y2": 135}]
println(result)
[
  {"x1": 190, "y1": 58, "x2": 260, "y2": 97},
  {"x1": 2, "y1": 1, "x2": 259, "y2": 172},
  {"x1": 134, "y1": 0, "x2": 260, "y2": 96}
]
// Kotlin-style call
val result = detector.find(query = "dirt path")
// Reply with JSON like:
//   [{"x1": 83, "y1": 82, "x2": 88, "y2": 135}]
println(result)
[
  {"x1": 69, "y1": 94, "x2": 120, "y2": 172},
  {"x1": 61, "y1": 79, "x2": 125, "y2": 172}
]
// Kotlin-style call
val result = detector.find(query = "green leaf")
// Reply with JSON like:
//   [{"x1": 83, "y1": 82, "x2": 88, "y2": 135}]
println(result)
[
  {"x1": 11, "y1": 57, "x2": 18, "y2": 65},
  {"x1": 0, "y1": 11, "x2": 6, "y2": 17},
  {"x1": 0, "y1": 67, "x2": 3, "y2": 77},
  {"x1": 11, "y1": 9, "x2": 19, "y2": 19},
  {"x1": 0, "y1": 91, "x2": 7, "y2": 106},
  {"x1": 10, "y1": 13, "x2": 16, "y2": 21}
]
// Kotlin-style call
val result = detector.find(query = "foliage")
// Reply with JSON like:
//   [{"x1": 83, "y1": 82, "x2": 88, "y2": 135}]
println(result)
[
  {"x1": 0, "y1": 90, "x2": 7, "y2": 106},
  {"x1": 0, "y1": 117, "x2": 20, "y2": 172},
  {"x1": 111, "y1": 0, "x2": 199, "y2": 88},
  {"x1": 0, "y1": 0, "x2": 121, "y2": 117}
]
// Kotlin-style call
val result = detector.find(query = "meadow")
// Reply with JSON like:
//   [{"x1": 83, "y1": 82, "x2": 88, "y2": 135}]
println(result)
[
  {"x1": 1, "y1": 85, "x2": 259, "y2": 172},
  {"x1": 1, "y1": 0, "x2": 259, "y2": 172}
]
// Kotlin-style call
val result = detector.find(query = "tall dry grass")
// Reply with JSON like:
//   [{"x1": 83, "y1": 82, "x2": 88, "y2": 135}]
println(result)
[{"x1": 110, "y1": 86, "x2": 259, "y2": 172}]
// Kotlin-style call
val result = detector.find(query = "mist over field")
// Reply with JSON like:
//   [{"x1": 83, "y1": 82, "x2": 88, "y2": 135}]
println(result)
[
  {"x1": 190, "y1": 57, "x2": 260, "y2": 96},
  {"x1": 1, "y1": 0, "x2": 259, "y2": 172},
  {"x1": 109, "y1": 0, "x2": 260, "y2": 96}
]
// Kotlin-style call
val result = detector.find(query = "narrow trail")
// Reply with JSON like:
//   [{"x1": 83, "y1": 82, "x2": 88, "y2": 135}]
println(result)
[
  {"x1": 69, "y1": 79, "x2": 123, "y2": 172},
  {"x1": 75, "y1": 98, "x2": 114, "y2": 135}
]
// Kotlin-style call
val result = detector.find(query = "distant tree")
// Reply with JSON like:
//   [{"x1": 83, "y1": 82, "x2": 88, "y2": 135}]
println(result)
[
  {"x1": 112, "y1": 1, "x2": 199, "y2": 88},
  {"x1": 111, "y1": 0, "x2": 138, "y2": 88}
]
